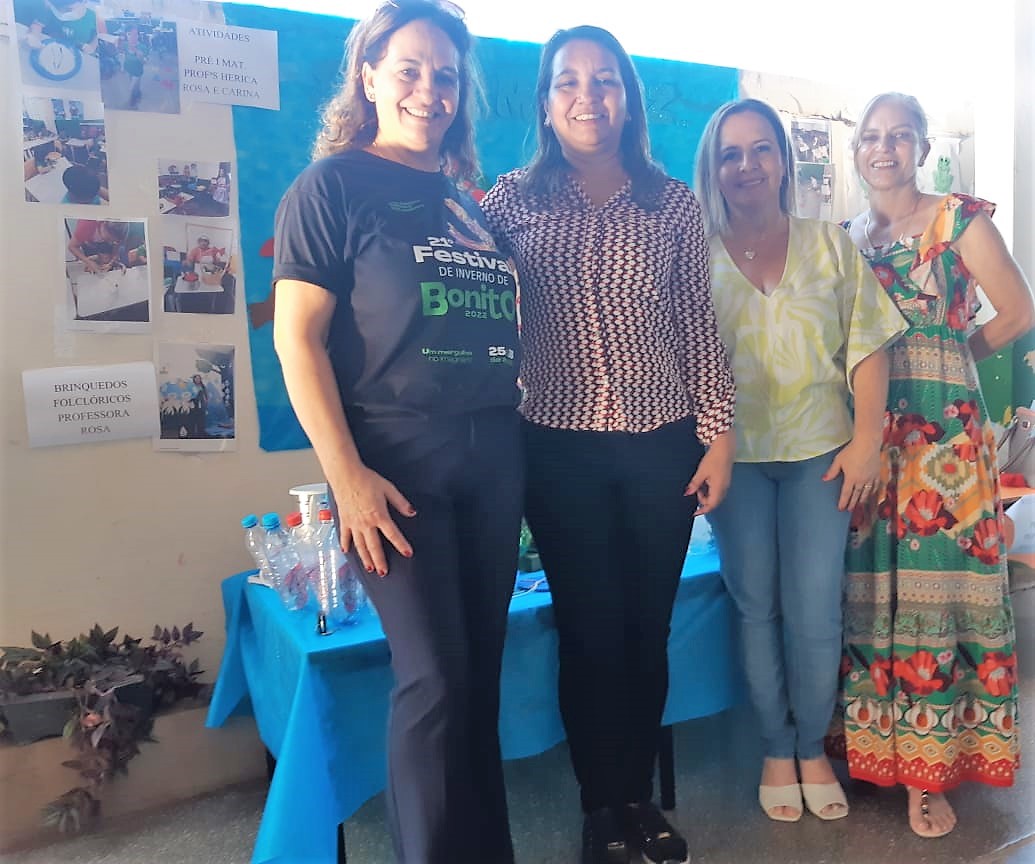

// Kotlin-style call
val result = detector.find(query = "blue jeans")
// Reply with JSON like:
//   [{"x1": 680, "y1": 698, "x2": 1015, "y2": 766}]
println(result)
[{"x1": 708, "y1": 451, "x2": 850, "y2": 760}]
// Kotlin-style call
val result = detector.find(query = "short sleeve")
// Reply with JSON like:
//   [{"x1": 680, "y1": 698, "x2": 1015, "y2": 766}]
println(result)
[
  {"x1": 272, "y1": 160, "x2": 350, "y2": 296},
  {"x1": 837, "y1": 229, "x2": 907, "y2": 388}
]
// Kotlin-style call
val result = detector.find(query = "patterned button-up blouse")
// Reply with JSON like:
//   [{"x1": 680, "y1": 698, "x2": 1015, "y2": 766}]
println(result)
[{"x1": 481, "y1": 169, "x2": 735, "y2": 446}]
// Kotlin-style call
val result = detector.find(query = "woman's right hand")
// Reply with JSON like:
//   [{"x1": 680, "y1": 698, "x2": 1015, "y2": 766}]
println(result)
[{"x1": 333, "y1": 466, "x2": 416, "y2": 578}]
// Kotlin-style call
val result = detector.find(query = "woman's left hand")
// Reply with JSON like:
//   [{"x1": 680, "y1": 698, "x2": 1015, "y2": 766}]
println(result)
[
  {"x1": 684, "y1": 429, "x2": 735, "y2": 514},
  {"x1": 823, "y1": 439, "x2": 881, "y2": 511}
]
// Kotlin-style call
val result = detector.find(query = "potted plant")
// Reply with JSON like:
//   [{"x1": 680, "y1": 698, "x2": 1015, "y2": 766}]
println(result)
[
  {"x1": 0, "y1": 623, "x2": 206, "y2": 833},
  {"x1": 0, "y1": 630, "x2": 100, "y2": 744}
]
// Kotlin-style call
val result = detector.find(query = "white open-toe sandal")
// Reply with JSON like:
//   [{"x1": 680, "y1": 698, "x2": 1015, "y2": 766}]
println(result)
[
  {"x1": 801, "y1": 782, "x2": 849, "y2": 820},
  {"x1": 758, "y1": 783, "x2": 803, "y2": 822}
]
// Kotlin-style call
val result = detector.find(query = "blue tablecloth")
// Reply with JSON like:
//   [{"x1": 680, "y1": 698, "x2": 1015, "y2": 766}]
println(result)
[{"x1": 206, "y1": 549, "x2": 736, "y2": 864}]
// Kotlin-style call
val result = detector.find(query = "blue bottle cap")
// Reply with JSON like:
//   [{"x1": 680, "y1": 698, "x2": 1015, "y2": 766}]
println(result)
[
  {"x1": 261, "y1": 512, "x2": 280, "y2": 529},
  {"x1": 241, "y1": 514, "x2": 258, "y2": 528}
]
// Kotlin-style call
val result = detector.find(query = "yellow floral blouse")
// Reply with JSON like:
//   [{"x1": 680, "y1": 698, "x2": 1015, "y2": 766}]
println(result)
[{"x1": 709, "y1": 216, "x2": 906, "y2": 462}]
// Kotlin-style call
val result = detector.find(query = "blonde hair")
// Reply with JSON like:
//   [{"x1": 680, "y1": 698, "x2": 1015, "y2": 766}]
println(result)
[
  {"x1": 852, "y1": 92, "x2": 929, "y2": 152},
  {"x1": 694, "y1": 98, "x2": 795, "y2": 238}
]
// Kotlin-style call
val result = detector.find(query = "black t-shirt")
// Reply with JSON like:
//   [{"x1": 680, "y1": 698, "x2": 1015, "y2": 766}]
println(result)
[{"x1": 273, "y1": 150, "x2": 520, "y2": 421}]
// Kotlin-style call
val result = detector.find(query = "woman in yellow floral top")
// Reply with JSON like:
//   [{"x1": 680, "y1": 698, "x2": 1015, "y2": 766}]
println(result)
[
  {"x1": 832, "y1": 92, "x2": 1033, "y2": 839},
  {"x1": 694, "y1": 98, "x2": 906, "y2": 824}
]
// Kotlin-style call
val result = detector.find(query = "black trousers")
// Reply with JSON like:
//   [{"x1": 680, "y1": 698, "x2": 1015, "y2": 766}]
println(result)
[
  {"x1": 523, "y1": 418, "x2": 704, "y2": 813},
  {"x1": 349, "y1": 408, "x2": 524, "y2": 864}
]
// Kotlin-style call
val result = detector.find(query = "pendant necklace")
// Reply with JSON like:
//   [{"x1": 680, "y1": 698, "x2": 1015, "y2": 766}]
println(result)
[{"x1": 739, "y1": 216, "x2": 787, "y2": 261}]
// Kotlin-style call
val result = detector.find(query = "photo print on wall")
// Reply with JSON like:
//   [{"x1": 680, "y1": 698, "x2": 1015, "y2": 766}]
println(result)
[
  {"x1": 157, "y1": 158, "x2": 232, "y2": 217},
  {"x1": 63, "y1": 216, "x2": 151, "y2": 332},
  {"x1": 155, "y1": 341, "x2": 236, "y2": 452},
  {"x1": 160, "y1": 221, "x2": 236, "y2": 315},
  {"x1": 23, "y1": 91, "x2": 108, "y2": 204}
]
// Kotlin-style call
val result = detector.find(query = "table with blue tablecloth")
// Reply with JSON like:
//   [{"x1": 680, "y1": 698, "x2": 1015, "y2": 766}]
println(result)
[{"x1": 206, "y1": 549, "x2": 736, "y2": 864}]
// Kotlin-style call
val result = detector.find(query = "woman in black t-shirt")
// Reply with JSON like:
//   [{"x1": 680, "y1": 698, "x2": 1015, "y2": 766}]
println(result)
[{"x1": 272, "y1": 3, "x2": 522, "y2": 862}]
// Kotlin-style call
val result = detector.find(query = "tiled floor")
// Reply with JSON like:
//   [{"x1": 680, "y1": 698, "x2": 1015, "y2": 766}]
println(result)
[{"x1": 4, "y1": 585, "x2": 1033, "y2": 864}]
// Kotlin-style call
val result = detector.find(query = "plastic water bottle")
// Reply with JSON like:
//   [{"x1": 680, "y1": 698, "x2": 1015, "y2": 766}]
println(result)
[
  {"x1": 285, "y1": 511, "x2": 320, "y2": 610},
  {"x1": 314, "y1": 508, "x2": 365, "y2": 634},
  {"x1": 261, "y1": 512, "x2": 307, "y2": 611},
  {"x1": 241, "y1": 514, "x2": 273, "y2": 584}
]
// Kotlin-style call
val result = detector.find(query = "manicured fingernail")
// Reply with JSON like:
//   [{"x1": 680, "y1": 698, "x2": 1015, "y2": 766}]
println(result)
[
  {"x1": 407, "y1": 508, "x2": 417, "y2": 516},
  {"x1": 403, "y1": 549, "x2": 413, "y2": 558},
  {"x1": 377, "y1": 568, "x2": 387, "y2": 577},
  {"x1": 365, "y1": 565, "x2": 374, "y2": 573}
]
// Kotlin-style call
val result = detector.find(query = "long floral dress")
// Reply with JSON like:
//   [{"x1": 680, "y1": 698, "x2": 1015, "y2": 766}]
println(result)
[{"x1": 830, "y1": 193, "x2": 1019, "y2": 791}]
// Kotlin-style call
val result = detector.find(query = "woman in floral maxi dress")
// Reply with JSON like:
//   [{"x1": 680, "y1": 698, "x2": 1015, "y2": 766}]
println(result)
[{"x1": 833, "y1": 92, "x2": 1034, "y2": 838}]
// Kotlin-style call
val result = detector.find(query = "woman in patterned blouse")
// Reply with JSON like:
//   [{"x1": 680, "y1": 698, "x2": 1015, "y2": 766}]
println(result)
[
  {"x1": 694, "y1": 98, "x2": 906, "y2": 825},
  {"x1": 482, "y1": 25, "x2": 735, "y2": 864}
]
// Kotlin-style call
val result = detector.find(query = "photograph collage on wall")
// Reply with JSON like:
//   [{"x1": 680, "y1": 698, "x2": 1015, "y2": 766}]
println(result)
[
  {"x1": 11, "y1": 0, "x2": 257, "y2": 452},
  {"x1": 791, "y1": 117, "x2": 835, "y2": 222}
]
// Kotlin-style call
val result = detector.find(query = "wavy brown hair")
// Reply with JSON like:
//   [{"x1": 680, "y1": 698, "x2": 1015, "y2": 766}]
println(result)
[{"x1": 312, "y1": 0, "x2": 482, "y2": 182}]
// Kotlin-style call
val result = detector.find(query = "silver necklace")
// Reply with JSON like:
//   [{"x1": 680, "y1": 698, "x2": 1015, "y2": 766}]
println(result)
[
  {"x1": 739, "y1": 217, "x2": 787, "y2": 261},
  {"x1": 864, "y1": 194, "x2": 921, "y2": 253}
]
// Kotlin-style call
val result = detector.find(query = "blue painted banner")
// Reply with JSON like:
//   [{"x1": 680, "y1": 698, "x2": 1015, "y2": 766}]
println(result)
[{"x1": 223, "y1": 3, "x2": 738, "y2": 450}]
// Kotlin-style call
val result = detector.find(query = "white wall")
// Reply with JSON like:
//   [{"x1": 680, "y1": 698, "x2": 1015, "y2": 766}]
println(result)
[
  {"x1": 0, "y1": 0, "x2": 1027, "y2": 678},
  {"x1": 1016, "y1": 0, "x2": 1034, "y2": 283}
]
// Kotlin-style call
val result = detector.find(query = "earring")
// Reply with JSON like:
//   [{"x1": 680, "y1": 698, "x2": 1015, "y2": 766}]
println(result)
[
  {"x1": 543, "y1": 115, "x2": 550, "y2": 127},
  {"x1": 365, "y1": 89, "x2": 375, "y2": 102}
]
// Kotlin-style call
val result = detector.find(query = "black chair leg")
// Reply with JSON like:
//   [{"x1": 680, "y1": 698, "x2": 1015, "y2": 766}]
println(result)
[
  {"x1": 659, "y1": 724, "x2": 676, "y2": 811},
  {"x1": 338, "y1": 822, "x2": 347, "y2": 864},
  {"x1": 265, "y1": 749, "x2": 276, "y2": 781}
]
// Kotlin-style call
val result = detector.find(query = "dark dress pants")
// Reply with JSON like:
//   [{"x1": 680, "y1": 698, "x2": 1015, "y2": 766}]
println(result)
[
  {"x1": 523, "y1": 417, "x2": 704, "y2": 813},
  {"x1": 349, "y1": 408, "x2": 523, "y2": 863}
]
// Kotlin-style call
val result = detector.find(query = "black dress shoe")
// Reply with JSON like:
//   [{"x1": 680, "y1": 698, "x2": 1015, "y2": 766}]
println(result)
[
  {"x1": 620, "y1": 801, "x2": 690, "y2": 864},
  {"x1": 582, "y1": 807, "x2": 630, "y2": 864}
]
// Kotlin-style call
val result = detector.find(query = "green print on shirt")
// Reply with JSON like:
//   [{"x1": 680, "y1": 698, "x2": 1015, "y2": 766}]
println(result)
[
  {"x1": 420, "y1": 281, "x2": 516, "y2": 321},
  {"x1": 388, "y1": 200, "x2": 425, "y2": 213}
]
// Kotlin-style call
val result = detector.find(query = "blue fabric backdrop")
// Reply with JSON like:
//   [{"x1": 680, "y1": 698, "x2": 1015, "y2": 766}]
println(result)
[{"x1": 222, "y1": 3, "x2": 738, "y2": 450}]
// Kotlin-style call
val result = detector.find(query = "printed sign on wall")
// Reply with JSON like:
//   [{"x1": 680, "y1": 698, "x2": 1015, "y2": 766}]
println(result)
[{"x1": 23, "y1": 362, "x2": 159, "y2": 447}]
